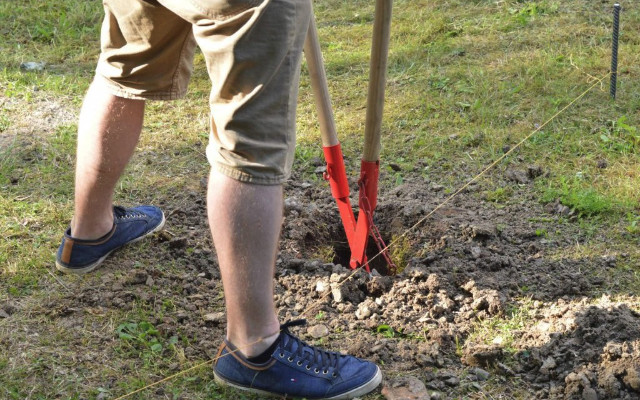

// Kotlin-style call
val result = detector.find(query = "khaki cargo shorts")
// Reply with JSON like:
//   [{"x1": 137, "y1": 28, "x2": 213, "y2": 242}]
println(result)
[{"x1": 96, "y1": 0, "x2": 311, "y2": 184}]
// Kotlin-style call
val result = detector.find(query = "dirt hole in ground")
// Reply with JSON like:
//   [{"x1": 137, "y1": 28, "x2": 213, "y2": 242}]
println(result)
[{"x1": 331, "y1": 235, "x2": 394, "y2": 276}]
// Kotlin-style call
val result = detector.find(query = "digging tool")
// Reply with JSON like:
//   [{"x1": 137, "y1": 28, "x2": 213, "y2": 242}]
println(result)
[{"x1": 304, "y1": 0, "x2": 394, "y2": 272}]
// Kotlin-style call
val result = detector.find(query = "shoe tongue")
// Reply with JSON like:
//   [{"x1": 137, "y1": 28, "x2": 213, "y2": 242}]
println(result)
[
  {"x1": 113, "y1": 206, "x2": 126, "y2": 218},
  {"x1": 280, "y1": 331, "x2": 298, "y2": 352},
  {"x1": 282, "y1": 332, "x2": 323, "y2": 363}
]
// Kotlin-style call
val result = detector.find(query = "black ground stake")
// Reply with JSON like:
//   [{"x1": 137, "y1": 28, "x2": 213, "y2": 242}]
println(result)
[{"x1": 610, "y1": 3, "x2": 621, "y2": 99}]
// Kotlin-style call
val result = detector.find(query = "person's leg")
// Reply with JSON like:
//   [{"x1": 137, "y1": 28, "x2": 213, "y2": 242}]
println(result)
[
  {"x1": 207, "y1": 170, "x2": 282, "y2": 357},
  {"x1": 71, "y1": 0, "x2": 197, "y2": 241},
  {"x1": 71, "y1": 82, "x2": 145, "y2": 240},
  {"x1": 184, "y1": 0, "x2": 306, "y2": 358},
  {"x1": 56, "y1": 81, "x2": 165, "y2": 274},
  {"x1": 56, "y1": 0, "x2": 194, "y2": 273},
  {"x1": 159, "y1": 0, "x2": 381, "y2": 396}
]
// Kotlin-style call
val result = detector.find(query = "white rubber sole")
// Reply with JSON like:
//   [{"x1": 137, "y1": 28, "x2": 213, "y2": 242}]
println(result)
[
  {"x1": 213, "y1": 366, "x2": 382, "y2": 400},
  {"x1": 55, "y1": 213, "x2": 166, "y2": 274}
]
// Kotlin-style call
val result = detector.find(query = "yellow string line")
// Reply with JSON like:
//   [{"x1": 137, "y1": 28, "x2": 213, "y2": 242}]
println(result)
[{"x1": 113, "y1": 71, "x2": 610, "y2": 400}]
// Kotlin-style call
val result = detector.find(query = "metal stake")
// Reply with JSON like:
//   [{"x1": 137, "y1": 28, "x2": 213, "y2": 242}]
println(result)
[{"x1": 610, "y1": 3, "x2": 621, "y2": 99}]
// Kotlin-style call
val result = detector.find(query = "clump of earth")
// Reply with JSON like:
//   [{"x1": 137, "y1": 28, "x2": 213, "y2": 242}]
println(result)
[{"x1": 16, "y1": 165, "x2": 638, "y2": 399}]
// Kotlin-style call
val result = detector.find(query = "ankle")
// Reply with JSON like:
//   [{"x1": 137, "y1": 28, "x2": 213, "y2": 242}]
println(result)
[
  {"x1": 229, "y1": 330, "x2": 280, "y2": 358},
  {"x1": 71, "y1": 214, "x2": 114, "y2": 240}
]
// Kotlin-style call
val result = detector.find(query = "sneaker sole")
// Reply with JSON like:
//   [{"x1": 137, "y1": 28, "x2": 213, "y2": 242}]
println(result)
[
  {"x1": 55, "y1": 213, "x2": 166, "y2": 275},
  {"x1": 213, "y1": 366, "x2": 382, "y2": 400}
]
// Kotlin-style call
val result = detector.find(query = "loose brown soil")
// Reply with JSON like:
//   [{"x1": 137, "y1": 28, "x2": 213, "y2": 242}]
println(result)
[{"x1": 2, "y1": 161, "x2": 639, "y2": 399}]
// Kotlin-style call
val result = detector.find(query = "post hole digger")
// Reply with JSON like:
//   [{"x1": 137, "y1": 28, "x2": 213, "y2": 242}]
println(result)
[{"x1": 303, "y1": 0, "x2": 396, "y2": 274}]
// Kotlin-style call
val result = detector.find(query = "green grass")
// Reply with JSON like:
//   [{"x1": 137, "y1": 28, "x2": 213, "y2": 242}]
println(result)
[
  {"x1": 540, "y1": 176, "x2": 625, "y2": 216},
  {"x1": 1, "y1": 0, "x2": 639, "y2": 398},
  {"x1": 465, "y1": 299, "x2": 538, "y2": 355}
]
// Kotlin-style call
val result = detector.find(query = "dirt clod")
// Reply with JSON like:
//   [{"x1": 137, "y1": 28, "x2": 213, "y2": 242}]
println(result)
[
  {"x1": 506, "y1": 168, "x2": 531, "y2": 184},
  {"x1": 203, "y1": 312, "x2": 225, "y2": 325},
  {"x1": 582, "y1": 387, "x2": 598, "y2": 400},
  {"x1": 471, "y1": 367, "x2": 490, "y2": 381},
  {"x1": 462, "y1": 345, "x2": 503, "y2": 367},
  {"x1": 382, "y1": 376, "x2": 430, "y2": 400},
  {"x1": 308, "y1": 324, "x2": 330, "y2": 338},
  {"x1": 168, "y1": 237, "x2": 188, "y2": 249},
  {"x1": 128, "y1": 270, "x2": 148, "y2": 285}
]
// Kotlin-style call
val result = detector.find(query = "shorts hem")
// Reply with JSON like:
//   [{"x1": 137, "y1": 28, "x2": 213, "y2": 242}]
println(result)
[
  {"x1": 94, "y1": 74, "x2": 188, "y2": 101},
  {"x1": 212, "y1": 163, "x2": 286, "y2": 185}
]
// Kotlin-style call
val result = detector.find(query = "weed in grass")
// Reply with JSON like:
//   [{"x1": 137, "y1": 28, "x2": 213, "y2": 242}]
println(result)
[
  {"x1": 393, "y1": 172, "x2": 404, "y2": 186},
  {"x1": 535, "y1": 228, "x2": 548, "y2": 238},
  {"x1": 541, "y1": 177, "x2": 619, "y2": 217},
  {"x1": 375, "y1": 324, "x2": 421, "y2": 341},
  {"x1": 599, "y1": 116, "x2": 639, "y2": 155},
  {"x1": 455, "y1": 335, "x2": 463, "y2": 358},
  {"x1": 0, "y1": 113, "x2": 10, "y2": 133},
  {"x1": 389, "y1": 234, "x2": 412, "y2": 274},
  {"x1": 485, "y1": 186, "x2": 513, "y2": 203},
  {"x1": 312, "y1": 245, "x2": 336, "y2": 264},
  {"x1": 625, "y1": 213, "x2": 640, "y2": 236},
  {"x1": 376, "y1": 324, "x2": 396, "y2": 339},
  {"x1": 115, "y1": 319, "x2": 183, "y2": 371},
  {"x1": 511, "y1": 2, "x2": 553, "y2": 26},
  {"x1": 117, "y1": 321, "x2": 166, "y2": 353},
  {"x1": 428, "y1": 75, "x2": 451, "y2": 92}
]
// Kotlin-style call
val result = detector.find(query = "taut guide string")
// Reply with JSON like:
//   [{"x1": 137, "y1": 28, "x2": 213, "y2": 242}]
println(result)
[{"x1": 113, "y1": 71, "x2": 611, "y2": 400}]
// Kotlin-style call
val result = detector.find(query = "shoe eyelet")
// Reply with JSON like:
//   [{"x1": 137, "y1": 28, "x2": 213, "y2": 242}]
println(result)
[
  {"x1": 322, "y1": 370, "x2": 328, "y2": 374},
  {"x1": 279, "y1": 353, "x2": 285, "y2": 358},
  {"x1": 314, "y1": 368, "x2": 320, "y2": 374},
  {"x1": 306, "y1": 365, "x2": 311, "y2": 370},
  {"x1": 297, "y1": 361, "x2": 302, "y2": 366},
  {"x1": 287, "y1": 357, "x2": 294, "y2": 362},
  {"x1": 332, "y1": 373, "x2": 337, "y2": 378}
]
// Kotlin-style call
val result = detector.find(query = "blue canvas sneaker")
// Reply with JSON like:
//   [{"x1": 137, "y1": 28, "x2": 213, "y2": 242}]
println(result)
[
  {"x1": 56, "y1": 205, "x2": 165, "y2": 274},
  {"x1": 213, "y1": 320, "x2": 382, "y2": 399}
]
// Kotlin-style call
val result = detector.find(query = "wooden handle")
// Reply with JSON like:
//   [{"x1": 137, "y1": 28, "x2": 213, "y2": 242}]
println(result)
[
  {"x1": 304, "y1": 12, "x2": 339, "y2": 147},
  {"x1": 363, "y1": 0, "x2": 393, "y2": 162}
]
